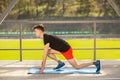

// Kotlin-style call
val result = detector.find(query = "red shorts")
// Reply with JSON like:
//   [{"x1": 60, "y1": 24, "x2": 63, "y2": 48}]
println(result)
[{"x1": 61, "y1": 47, "x2": 74, "y2": 60}]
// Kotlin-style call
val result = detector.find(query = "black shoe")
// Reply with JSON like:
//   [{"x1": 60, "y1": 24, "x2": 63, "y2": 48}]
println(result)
[{"x1": 53, "y1": 62, "x2": 65, "y2": 69}]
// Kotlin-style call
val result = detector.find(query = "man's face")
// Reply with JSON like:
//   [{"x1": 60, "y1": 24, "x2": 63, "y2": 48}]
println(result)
[{"x1": 34, "y1": 29, "x2": 42, "y2": 37}]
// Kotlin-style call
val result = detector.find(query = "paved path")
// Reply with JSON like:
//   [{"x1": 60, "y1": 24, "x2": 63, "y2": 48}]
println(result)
[{"x1": 0, "y1": 60, "x2": 120, "y2": 80}]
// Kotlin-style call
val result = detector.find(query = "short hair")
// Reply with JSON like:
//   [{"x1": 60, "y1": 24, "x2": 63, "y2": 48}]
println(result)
[{"x1": 33, "y1": 24, "x2": 44, "y2": 32}]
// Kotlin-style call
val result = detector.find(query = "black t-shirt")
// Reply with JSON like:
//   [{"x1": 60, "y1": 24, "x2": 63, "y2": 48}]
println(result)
[{"x1": 43, "y1": 34, "x2": 70, "y2": 52}]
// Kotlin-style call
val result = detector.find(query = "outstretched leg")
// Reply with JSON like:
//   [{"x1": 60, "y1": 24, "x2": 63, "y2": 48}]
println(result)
[
  {"x1": 61, "y1": 48, "x2": 94, "y2": 69},
  {"x1": 61, "y1": 48, "x2": 100, "y2": 72},
  {"x1": 68, "y1": 59, "x2": 101, "y2": 72},
  {"x1": 68, "y1": 58, "x2": 93, "y2": 69}
]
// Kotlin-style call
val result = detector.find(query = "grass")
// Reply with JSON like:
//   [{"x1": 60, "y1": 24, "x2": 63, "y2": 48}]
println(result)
[{"x1": 0, "y1": 39, "x2": 120, "y2": 60}]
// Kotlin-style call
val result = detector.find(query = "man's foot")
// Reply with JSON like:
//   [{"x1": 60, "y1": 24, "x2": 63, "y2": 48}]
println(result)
[
  {"x1": 53, "y1": 62, "x2": 65, "y2": 69},
  {"x1": 93, "y1": 60, "x2": 101, "y2": 72}
]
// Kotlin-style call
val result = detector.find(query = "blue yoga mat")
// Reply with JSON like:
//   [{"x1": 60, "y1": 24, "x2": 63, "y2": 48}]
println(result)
[{"x1": 28, "y1": 67, "x2": 100, "y2": 74}]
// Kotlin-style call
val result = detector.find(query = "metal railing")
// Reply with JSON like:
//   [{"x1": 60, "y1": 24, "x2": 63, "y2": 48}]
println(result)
[
  {"x1": 0, "y1": 0, "x2": 18, "y2": 24},
  {"x1": 0, "y1": 20, "x2": 120, "y2": 61}
]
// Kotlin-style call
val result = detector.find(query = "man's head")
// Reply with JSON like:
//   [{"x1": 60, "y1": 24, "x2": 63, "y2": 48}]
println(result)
[{"x1": 33, "y1": 24, "x2": 44, "y2": 38}]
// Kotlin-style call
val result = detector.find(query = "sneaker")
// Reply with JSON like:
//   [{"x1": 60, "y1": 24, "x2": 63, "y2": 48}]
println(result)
[
  {"x1": 53, "y1": 62, "x2": 65, "y2": 69},
  {"x1": 94, "y1": 60, "x2": 101, "y2": 72}
]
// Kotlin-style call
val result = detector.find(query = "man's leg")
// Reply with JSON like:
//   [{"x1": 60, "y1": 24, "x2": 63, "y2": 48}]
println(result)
[
  {"x1": 68, "y1": 58, "x2": 93, "y2": 69},
  {"x1": 47, "y1": 53, "x2": 62, "y2": 63},
  {"x1": 61, "y1": 48, "x2": 100, "y2": 72},
  {"x1": 47, "y1": 49, "x2": 62, "y2": 63},
  {"x1": 68, "y1": 58, "x2": 101, "y2": 72},
  {"x1": 61, "y1": 48, "x2": 93, "y2": 69}
]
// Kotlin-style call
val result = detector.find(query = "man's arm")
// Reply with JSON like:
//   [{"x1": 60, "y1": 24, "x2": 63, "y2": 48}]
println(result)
[{"x1": 40, "y1": 43, "x2": 50, "y2": 73}]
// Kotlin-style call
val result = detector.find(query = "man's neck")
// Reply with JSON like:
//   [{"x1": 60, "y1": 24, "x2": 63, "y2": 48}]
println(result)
[{"x1": 40, "y1": 33, "x2": 44, "y2": 39}]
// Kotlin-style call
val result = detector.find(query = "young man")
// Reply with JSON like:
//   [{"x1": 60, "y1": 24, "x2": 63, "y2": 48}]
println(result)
[{"x1": 33, "y1": 24, "x2": 100, "y2": 73}]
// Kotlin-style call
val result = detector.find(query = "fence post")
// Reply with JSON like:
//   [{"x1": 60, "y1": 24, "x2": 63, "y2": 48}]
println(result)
[
  {"x1": 20, "y1": 24, "x2": 22, "y2": 62},
  {"x1": 93, "y1": 22, "x2": 97, "y2": 61}
]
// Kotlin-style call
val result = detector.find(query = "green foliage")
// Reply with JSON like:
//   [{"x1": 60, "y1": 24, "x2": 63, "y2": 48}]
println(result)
[{"x1": 0, "y1": 0, "x2": 119, "y2": 19}]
